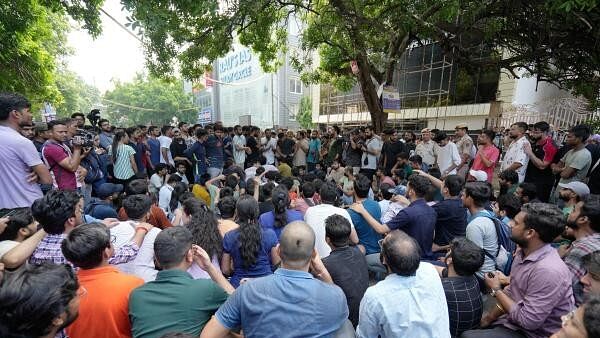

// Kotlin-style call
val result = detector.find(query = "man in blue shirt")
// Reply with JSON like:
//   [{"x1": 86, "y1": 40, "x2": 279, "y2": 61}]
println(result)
[
  {"x1": 205, "y1": 126, "x2": 225, "y2": 178},
  {"x1": 356, "y1": 230, "x2": 451, "y2": 338},
  {"x1": 85, "y1": 183, "x2": 122, "y2": 220},
  {"x1": 147, "y1": 126, "x2": 161, "y2": 169},
  {"x1": 350, "y1": 174, "x2": 437, "y2": 260},
  {"x1": 307, "y1": 130, "x2": 321, "y2": 173},
  {"x1": 347, "y1": 174, "x2": 383, "y2": 273},
  {"x1": 201, "y1": 221, "x2": 349, "y2": 338}
]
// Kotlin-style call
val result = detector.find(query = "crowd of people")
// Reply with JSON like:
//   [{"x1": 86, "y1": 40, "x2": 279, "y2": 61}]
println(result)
[{"x1": 1, "y1": 90, "x2": 600, "y2": 338}]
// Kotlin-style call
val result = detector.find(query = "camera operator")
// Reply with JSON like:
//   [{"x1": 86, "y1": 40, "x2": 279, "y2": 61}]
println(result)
[
  {"x1": 42, "y1": 119, "x2": 90, "y2": 191},
  {"x1": 343, "y1": 129, "x2": 363, "y2": 176}
]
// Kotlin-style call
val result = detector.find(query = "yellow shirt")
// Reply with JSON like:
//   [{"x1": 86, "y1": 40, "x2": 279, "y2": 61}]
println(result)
[
  {"x1": 192, "y1": 184, "x2": 211, "y2": 206},
  {"x1": 278, "y1": 163, "x2": 292, "y2": 177}
]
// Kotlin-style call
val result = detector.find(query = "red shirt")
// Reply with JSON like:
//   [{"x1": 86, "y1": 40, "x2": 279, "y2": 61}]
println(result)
[
  {"x1": 42, "y1": 142, "x2": 77, "y2": 190},
  {"x1": 470, "y1": 145, "x2": 500, "y2": 183}
]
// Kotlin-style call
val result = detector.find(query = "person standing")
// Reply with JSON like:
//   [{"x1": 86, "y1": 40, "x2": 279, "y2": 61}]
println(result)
[
  {"x1": 186, "y1": 128, "x2": 209, "y2": 181},
  {"x1": 552, "y1": 124, "x2": 592, "y2": 186},
  {"x1": 109, "y1": 131, "x2": 138, "y2": 186},
  {"x1": 293, "y1": 130, "x2": 309, "y2": 168},
  {"x1": 245, "y1": 126, "x2": 260, "y2": 169},
  {"x1": 523, "y1": 121, "x2": 558, "y2": 202},
  {"x1": 206, "y1": 126, "x2": 225, "y2": 178},
  {"x1": 158, "y1": 125, "x2": 175, "y2": 167},
  {"x1": 416, "y1": 128, "x2": 436, "y2": 167},
  {"x1": 499, "y1": 122, "x2": 530, "y2": 183},
  {"x1": 307, "y1": 130, "x2": 321, "y2": 173},
  {"x1": 260, "y1": 129, "x2": 278, "y2": 166},
  {"x1": 42, "y1": 120, "x2": 88, "y2": 191},
  {"x1": 381, "y1": 129, "x2": 406, "y2": 176},
  {"x1": 0, "y1": 92, "x2": 51, "y2": 209},
  {"x1": 434, "y1": 132, "x2": 462, "y2": 178},
  {"x1": 455, "y1": 124, "x2": 475, "y2": 178},
  {"x1": 232, "y1": 125, "x2": 248, "y2": 168},
  {"x1": 470, "y1": 129, "x2": 500, "y2": 183},
  {"x1": 147, "y1": 126, "x2": 161, "y2": 170},
  {"x1": 98, "y1": 118, "x2": 114, "y2": 151},
  {"x1": 360, "y1": 125, "x2": 382, "y2": 180}
]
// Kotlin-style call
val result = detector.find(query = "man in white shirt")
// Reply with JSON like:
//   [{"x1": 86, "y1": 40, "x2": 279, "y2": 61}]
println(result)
[
  {"x1": 232, "y1": 125, "x2": 248, "y2": 167},
  {"x1": 416, "y1": 128, "x2": 436, "y2": 167},
  {"x1": 149, "y1": 163, "x2": 168, "y2": 195},
  {"x1": 260, "y1": 129, "x2": 278, "y2": 165},
  {"x1": 110, "y1": 195, "x2": 161, "y2": 282},
  {"x1": 500, "y1": 122, "x2": 530, "y2": 183},
  {"x1": 158, "y1": 125, "x2": 175, "y2": 166},
  {"x1": 360, "y1": 126, "x2": 382, "y2": 180},
  {"x1": 434, "y1": 132, "x2": 462, "y2": 177},
  {"x1": 159, "y1": 175, "x2": 182, "y2": 214},
  {"x1": 304, "y1": 182, "x2": 358, "y2": 258},
  {"x1": 357, "y1": 230, "x2": 450, "y2": 338}
]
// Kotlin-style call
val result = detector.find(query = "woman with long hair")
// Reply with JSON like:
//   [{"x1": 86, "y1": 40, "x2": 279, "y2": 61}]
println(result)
[
  {"x1": 259, "y1": 185, "x2": 303, "y2": 239},
  {"x1": 221, "y1": 195, "x2": 280, "y2": 287},
  {"x1": 183, "y1": 198, "x2": 223, "y2": 279},
  {"x1": 171, "y1": 191, "x2": 195, "y2": 226},
  {"x1": 167, "y1": 181, "x2": 188, "y2": 221},
  {"x1": 109, "y1": 130, "x2": 138, "y2": 185}
]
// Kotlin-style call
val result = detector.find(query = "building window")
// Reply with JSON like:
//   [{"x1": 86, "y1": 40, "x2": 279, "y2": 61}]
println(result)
[
  {"x1": 288, "y1": 104, "x2": 298, "y2": 121},
  {"x1": 289, "y1": 78, "x2": 302, "y2": 94}
]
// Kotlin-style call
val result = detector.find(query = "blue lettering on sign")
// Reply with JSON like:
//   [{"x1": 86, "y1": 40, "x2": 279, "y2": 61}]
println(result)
[{"x1": 219, "y1": 49, "x2": 253, "y2": 83}]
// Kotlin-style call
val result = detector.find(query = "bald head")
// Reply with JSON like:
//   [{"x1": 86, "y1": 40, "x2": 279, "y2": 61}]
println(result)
[
  {"x1": 279, "y1": 221, "x2": 315, "y2": 268},
  {"x1": 382, "y1": 230, "x2": 421, "y2": 276}
]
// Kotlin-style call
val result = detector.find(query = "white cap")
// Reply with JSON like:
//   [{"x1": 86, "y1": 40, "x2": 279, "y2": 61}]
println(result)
[{"x1": 469, "y1": 169, "x2": 488, "y2": 182}]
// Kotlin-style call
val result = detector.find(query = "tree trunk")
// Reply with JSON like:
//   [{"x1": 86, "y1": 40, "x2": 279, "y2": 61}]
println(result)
[{"x1": 356, "y1": 53, "x2": 387, "y2": 133}]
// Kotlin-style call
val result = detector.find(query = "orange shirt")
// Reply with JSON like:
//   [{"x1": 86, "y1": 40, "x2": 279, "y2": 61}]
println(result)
[{"x1": 67, "y1": 266, "x2": 144, "y2": 338}]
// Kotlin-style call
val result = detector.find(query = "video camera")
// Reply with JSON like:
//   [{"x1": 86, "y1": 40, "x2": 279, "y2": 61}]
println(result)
[
  {"x1": 87, "y1": 109, "x2": 101, "y2": 128},
  {"x1": 73, "y1": 129, "x2": 95, "y2": 148}
]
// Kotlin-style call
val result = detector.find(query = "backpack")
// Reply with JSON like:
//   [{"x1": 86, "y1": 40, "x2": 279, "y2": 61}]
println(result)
[
  {"x1": 80, "y1": 153, "x2": 103, "y2": 184},
  {"x1": 473, "y1": 211, "x2": 516, "y2": 275}
]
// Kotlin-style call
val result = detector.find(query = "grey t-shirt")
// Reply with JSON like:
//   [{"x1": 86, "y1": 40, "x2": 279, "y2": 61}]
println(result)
[
  {"x1": 466, "y1": 216, "x2": 506, "y2": 279},
  {"x1": 559, "y1": 147, "x2": 592, "y2": 184}
]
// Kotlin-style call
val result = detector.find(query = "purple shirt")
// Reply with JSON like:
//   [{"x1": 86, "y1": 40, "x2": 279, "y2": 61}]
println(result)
[
  {"x1": 0, "y1": 126, "x2": 43, "y2": 208},
  {"x1": 494, "y1": 244, "x2": 574, "y2": 338},
  {"x1": 30, "y1": 233, "x2": 140, "y2": 267}
]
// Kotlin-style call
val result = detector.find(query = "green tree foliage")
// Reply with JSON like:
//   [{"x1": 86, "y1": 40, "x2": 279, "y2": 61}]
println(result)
[
  {"x1": 585, "y1": 116, "x2": 600, "y2": 133},
  {"x1": 297, "y1": 96, "x2": 314, "y2": 129},
  {"x1": 0, "y1": 0, "x2": 103, "y2": 109},
  {"x1": 55, "y1": 68, "x2": 101, "y2": 118},
  {"x1": 122, "y1": 0, "x2": 600, "y2": 132},
  {"x1": 103, "y1": 74, "x2": 198, "y2": 126}
]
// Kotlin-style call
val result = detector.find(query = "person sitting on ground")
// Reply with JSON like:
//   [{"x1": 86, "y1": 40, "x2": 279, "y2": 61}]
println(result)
[
  {"x1": 515, "y1": 182, "x2": 540, "y2": 205},
  {"x1": 2, "y1": 190, "x2": 145, "y2": 269},
  {"x1": 201, "y1": 221, "x2": 350, "y2": 338},
  {"x1": 493, "y1": 194, "x2": 522, "y2": 226},
  {"x1": 294, "y1": 181, "x2": 320, "y2": 215},
  {"x1": 117, "y1": 179, "x2": 172, "y2": 229},
  {"x1": 183, "y1": 198, "x2": 223, "y2": 280},
  {"x1": 159, "y1": 174, "x2": 183, "y2": 215},
  {"x1": 437, "y1": 237, "x2": 485, "y2": 338},
  {"x1": 560, "y1": 199, "x2": 600, "y2": 305},
  {"x1": 129, "y1": 226, "x2": 233, "y2": 338},
  {"x1": 409, "y1": 154, "x2": 428, "y2": 172},
  {"x1": 378, "y1": 183, "x2": 394, "y2": 219},
  {"x1": 346, "y1": 174, "x2": 383, "y2": 271},
  {"x1": 304, "y1": 182, "x2": 359, "y2": 258},
  {"x1": 581, "y1": 251, "x2": 600, "y2": 297},
  {"x1": 110, "y1": 195, "x2": 161, "y2": 282},
  {"x1": 558, "y1": 181, "x2": 590, "y2": 217},
  {"x1": 85, "y1": 183, "x2": 123, "y2": 220},
  {"x1": 221, "y1": 195, "x2": 281, "y2": 287},
  {"x1": 322, "y1": 214, "x2": 369, "y2": 328},
  {"x1": 0, "y1": 208, "x2": 37, "y2": 260},
  {"x1": 350, "y1": 174, "x2": 438, "y2": 260},
  {"x1": 498, "y1": 169, "x2": 519, "y2": 198},
  {"x1": 0, "y1": 263, "x2": 80, "y2": 338},
  {"x1": 259, "y1": 185, "x2": 303, "y2": 239},
  {"x1": 415, "y1": 170, "x2": 467, "y2": 254},
  {"x1": 61, "y1": 222, "x2": 144, "y2": 338},
  {"x1": 149, "y1": 163, "x2": 169, "y2": 196},
  {"x1": 462, "y1": 203, "x2": 575, "y2": 338},
  {"x1": 216, "y1": 196, "x2": 239, "y2": 236},
  {"x1": 325, "y1": 159, "x2": 346, "y2": 185},
  {"x1": 356, "y1": 230, "x2": 450, "y2": 338},
  {"x1": 550, "y1": 295, "x2": 600, "y2": 338}
]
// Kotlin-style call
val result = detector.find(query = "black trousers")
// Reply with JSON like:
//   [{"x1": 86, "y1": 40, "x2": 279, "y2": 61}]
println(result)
[{"x1": 461, "y1": 326, "x2": 527, "y2": 338}]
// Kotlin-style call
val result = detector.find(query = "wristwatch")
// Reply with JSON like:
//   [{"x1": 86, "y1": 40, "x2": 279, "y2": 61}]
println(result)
[{"x1": 491, "y1": 288, "x2": 501, "y2": 297}]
